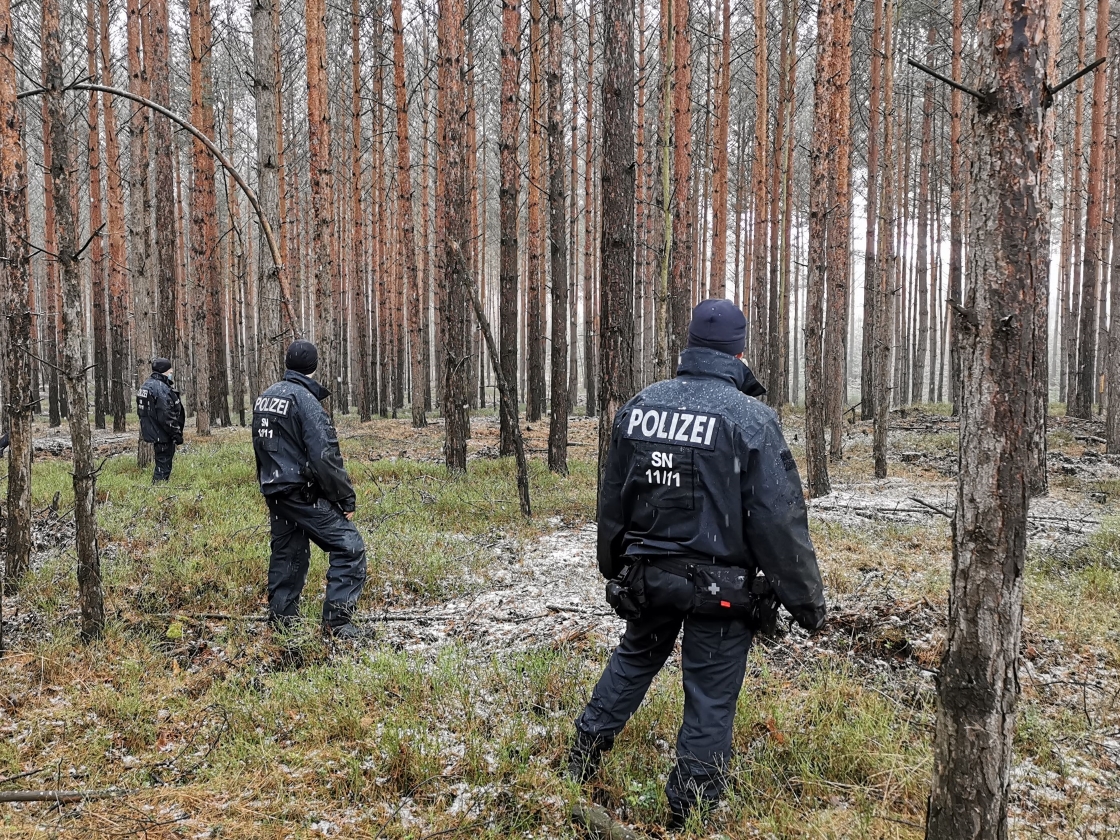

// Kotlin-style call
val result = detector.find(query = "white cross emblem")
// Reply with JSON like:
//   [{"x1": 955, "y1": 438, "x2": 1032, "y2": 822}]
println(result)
[{"x1": 707, "y1": 582, "x2": 720, "y2": 595}]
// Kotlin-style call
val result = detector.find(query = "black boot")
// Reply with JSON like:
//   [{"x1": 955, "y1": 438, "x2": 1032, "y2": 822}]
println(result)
[{"x1": 566, "y1": 730, "x2": 611, "y2": 783}]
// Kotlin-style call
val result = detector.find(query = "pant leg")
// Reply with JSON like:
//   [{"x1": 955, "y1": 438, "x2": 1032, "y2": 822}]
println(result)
[
  {"x1": 270, "y1": 494, "x2": 367, "y2": 627},
  {"x1": 152, "y1": 443, "x2": 175, "y2": 482},
  {"x1": 266, "y1": 496, "x2": 312, "y2": 620},
  {"x1": 666, "y1": 613, "x2": 753, "y2": 813},
  {"x1": 575, "y1": 566, "x2": 693, "y2": 743}
]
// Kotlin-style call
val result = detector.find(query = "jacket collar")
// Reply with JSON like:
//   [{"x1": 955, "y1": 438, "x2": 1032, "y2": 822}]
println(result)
[
  {"x1": 676, "y1": 347, "x2": 767, "y2": 398},
  {"x1": 150, "y1": 372, "x2": 174, "y2": 388},
  {"x1": 284, "y1": 369, "x2": 331, "y2": 401}
]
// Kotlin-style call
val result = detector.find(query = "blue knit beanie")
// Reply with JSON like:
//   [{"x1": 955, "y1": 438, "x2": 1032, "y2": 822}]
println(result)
[{"x1": 687, "y1": 299, "x2": 747, "y2": 356}]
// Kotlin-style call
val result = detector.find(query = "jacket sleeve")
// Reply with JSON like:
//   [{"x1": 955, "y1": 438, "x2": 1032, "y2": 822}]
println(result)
[
  {"x1": 740, "y1": 416, "x2": 827, "y2": 631},
  {"x1": 169, "y1": 390, "x2": 184, "y2": 443},
  {"x1": 299, "y1": 398, "x2": 357, "y2": 511},
  {"x1": 596, "y1": 409, "x2": 629, "y2": 580}
]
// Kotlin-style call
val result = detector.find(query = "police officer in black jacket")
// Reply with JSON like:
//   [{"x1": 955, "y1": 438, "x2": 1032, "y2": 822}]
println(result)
[
  {"x1": 137, "y1": 358, "x2": 185, "y2": 483},
  {"x1": 568, "y1": 299, "x2": 827, "y2": 828},
  {"x1": 252, "y1": 340, "x2": 367, "y2": 639}
]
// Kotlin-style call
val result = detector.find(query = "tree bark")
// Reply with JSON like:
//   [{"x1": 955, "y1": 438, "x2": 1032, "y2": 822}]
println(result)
[
  {"x1": 708, "y1": 0, "x2": 731, "y2": 298},
  {"x1": 947, "y1": 0, "x2": 965, "y2": 414},
  {"x1": 598, "y1": 0, "x2": 636, "y2": 474},
  {"x1": 498, "y1": 0, "x2": 521, "y2": 455},
  {"x1": 861, "y1": 0, "x2": 885, "y2": 421},
  {"x1": 189, "y1": 0, "x2": 216, "y2": 435},
  {"x1": 804, "y1": 0, "x2": 834, "y2": 498},
  {"x1": 150, "y1": 0, "x2": 178, "y2": 366},
  {"x1": 667, "y1": 0, "x2": 692, "y2": 371},
  {"x1": 583, "y1": 2, "x2": 597, "y2": 418},
  {"x1": 749, "y1": 0, "x2": 769, "y2": 388},
  {"x1": 1070, "y1": 0, "x2": 1109, "y2": 419},
  {"x1": 546, "y1": 0, "x2": 569, "y2": 474},
  {"x1": 99, "y1": 0, "x2": 129, "y2": 432},
  {"x1": 439, "y1": 0, "x2": 471, "y2": 472},
  {"x1": 526, "y1": 0, "x2": 546, "y2": 422},
  {"x1": 251, "y1": 0, "x2": 285, "y2": 391},
  {"x1": 306, "y1": 0, "x2": 336, "y2": 412},
  {"x1": 913, "y1": 26, "x2": 935, "y2": 405},
  {"x1": 43, "y1": 0, "x2": 104, "y2": 639},
  {"x1": 872, "y1": 0, "x2": 896, "y2": 479},
  {"x1": 926, "y1": 0, "x2": 1050, "y2": 833},
  {"x1": 85, "y1": 0, "x2": 108, "y2": 431},
  {"x1": 0, "y1": 0, "x2": 33, "y2": 590},
  {"x1": 391, "y1": 0, "x2": 426, "y2": 428}
]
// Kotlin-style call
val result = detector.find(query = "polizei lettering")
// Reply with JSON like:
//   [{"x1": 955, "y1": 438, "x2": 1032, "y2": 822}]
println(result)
[
  {"x1": 254, "y1": 396, "x2": 292, "y2": 417},
  {"x1": 623, "y1": 407, "x2": 719, "y2": 450}
]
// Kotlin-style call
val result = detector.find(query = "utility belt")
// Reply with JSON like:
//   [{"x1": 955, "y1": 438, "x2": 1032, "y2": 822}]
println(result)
[{"x1": 605, "y1": 556, "x2": 780, "y2": 634}]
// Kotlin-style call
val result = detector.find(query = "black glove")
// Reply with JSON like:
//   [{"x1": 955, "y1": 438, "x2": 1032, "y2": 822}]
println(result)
[{"x1": 789, "y1": 603, "x2": 826, "y2": 634}]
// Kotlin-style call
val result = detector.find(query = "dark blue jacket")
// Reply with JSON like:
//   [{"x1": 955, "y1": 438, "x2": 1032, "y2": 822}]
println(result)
[
  {"x1": 137, "y1": 373, "x2": 184, "y2": 445},
  {"x1": 597, "y1": 347, "x2": 826, "y2": 627},
  {"x1": 252, "y1": 371, "x2": 357, "y2": 512}
]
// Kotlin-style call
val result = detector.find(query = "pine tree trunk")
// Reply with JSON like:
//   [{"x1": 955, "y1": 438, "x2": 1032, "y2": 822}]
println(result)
[
  {"x1": 914, "y1": 26, "x2": 934, "y2": 405},
  {"x1": 0, "y1": 0, "x2": 34, "y2": 590},
  {"x1": 1070, "y1": 0, "x2": 1109, "y2": 419},
  {"x1": 43, "y1": 0, "x2": 103, "y2": 638},
  {"x1": 85, "y1": 0, "x2": 108, "y2": 431},
  {"x1": 498, "y1": 0, "x2": 521, "y2": 455},
  {"x1": 947, "y1": 0, "x2": 965, "y2": 414},
  {"x1": 750, "y1": 0, "x2": 769, "y2": 389},
  {"x1": 825, "y1": 0, "x2": 853, "y2": 459},
  {"x1": 127, "y1": 0, "x2": 155, "y2": 458},
  {"x1": 873, "y1": 0, "x2": 896, "y2": 479},
  {"x1": 439, "y1": 0, "x2": 471, "y2": 472},
  {"x1": 189, "y1": 0, "x2": 216, "y2": 435},
  {"x1": 391, "y1": 0, "x2": 426, "y2": 427},
  {"x1": 667, "y1": 0, "x2": 692, "y2": 371},
  {"x1": 306, "y1": 0, "x2": 336, "y2": 412},
  {"x1": 926, "y1": 0, "x2": 1051, "y2": 832},
  {"x1": 804, "y1": 0, "x2": 834, "y2": 498},
  {"x1": 99, "y1": 0, "x2": 129, "y2": 433},
  {"x1": 708, "y1": 0, "x2": 731, "y2": 297},
  {"x1": 583, "y1": 3, "x2": 597, "y2": 418},
  {"x1": 251, "y1": 0, "x2": 285, "y2": 390},
  {"x1": 150, "y1": 0, "x2": 178, "y2": 365},
  {"x1": 598, "y1": 0, "x2": 636, "y2": 473},
  {"x1": 545, "y1": 0, "x2": 569, "y2": 473},
  {"x1": 526, "y1": 0, "x2": 546, "y2": 422},
  {"x1": 40, "y1": 90, "x2": 61, "y2": 429},
  {"x1": 861, "y1": 0, "x2": 885, "y2": 421}
]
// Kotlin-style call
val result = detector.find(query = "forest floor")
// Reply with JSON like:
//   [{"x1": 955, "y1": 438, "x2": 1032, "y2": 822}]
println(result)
[{"x1": 1, "y1": 405, "x2": 1118, "y2": 839}]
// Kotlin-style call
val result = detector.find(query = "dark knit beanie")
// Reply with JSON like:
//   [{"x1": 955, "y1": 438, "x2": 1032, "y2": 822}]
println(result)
[
  {"x1": 285, "y1": 340, "x2": 319, "y2": 375},
  {"x1": 152, "y1": 358, "x2": 172, "y2": 374},
  {"x1": 687, "y1": 299, "x2": 747, "y2": 356}
]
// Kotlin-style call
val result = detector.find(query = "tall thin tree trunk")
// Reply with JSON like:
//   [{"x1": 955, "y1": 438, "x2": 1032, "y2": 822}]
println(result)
[
  {"x1": 43, "y1": 0, "x2": 103, "y2": 638},
  {"x1": 189, "y1": 0, "x2": 216, "y2": 435},
  {"x1": 1071, "y1": 0, "x2": 1110, "y2": 418},
  {"x1": 750, "y1": 0, "x2": 769, "y2": 390},
  {"x1": 526, "y1": 0, "x2": 546, "y2": 421},
  {"x1": 913, "y1": 26, "x2": 935, "y2": 405},
  {"x1": 861, "y1": 0, "x2": 885, "y2": 420},
  {"x1": 0, "y1": 0, "x2": 34, "y2": 590},
  {"x1": 127, "y1": 0, "x2": 154, "y2": 458},
  {"x1": 40, "y1": 91, "x2": 61, "y2": 429},
  {"x1": 99, "y1": 0, "x2": 129, "y2": 432},
  {"x1": 947, "y1": 0, "x2": 965, "y2": 414},
  {"x1": 251, "y1": 0, "x2": 284, "y2": 390},
  {"x1": 150, "y1": 0, "x2": 178, "y2": 364},
  {"x1": 583, "y1": 2, "x2": 597, "y2": 417},
  {"x1": 873, "y1": 0, "x2": 896, "y2": 479},
  {"x1": 926, "y1": 0, "x2": 1051, "y2": 832},
  {"x1": 546, "y1": 0, "x2": 569, "y2": 473},
  {"x1": 498, "y1": 0, "x2": 521, "y2": 455},
  {"x1": 439, "y1": 0, "x2": 471, "y2": 471},
  {"x1": 598, "y1": 0, "x2": 636, "y2": 473},
  {"x1": 306, "y1": 0, "x2": 336, "y2": 412},
  {"x1": 667, "y1": 0, "x2": 692, "y2": 371},
  {"x1": 85, "y1": 0, "x2": 108, "y2": 431},
  {"x1": 708, "y1": 0, "x2": 731, "y2": 297}
]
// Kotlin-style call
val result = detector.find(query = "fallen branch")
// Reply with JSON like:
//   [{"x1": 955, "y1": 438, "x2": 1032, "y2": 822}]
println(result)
[
  {"x1": 571, "y1": 803, "x2": 647, "y2": 840},
  {"x1": 909, "y1": 497, "x2": 952, "y2": 518},
  {"x1": 0, "y1": 788, "x2": 129, "y2": 804}
]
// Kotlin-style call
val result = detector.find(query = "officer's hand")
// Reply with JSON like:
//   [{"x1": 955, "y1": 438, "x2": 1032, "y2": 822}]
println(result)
[
  {"x1": 790, "y1": 603, "x2": 826, "y2": 635},
  {"x1": 344, "y1": 511, "x2": 354, "y2": 521}
]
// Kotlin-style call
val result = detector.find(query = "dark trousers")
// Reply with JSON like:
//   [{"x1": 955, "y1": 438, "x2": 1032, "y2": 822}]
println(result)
[
  {"x1": 153, "y1": 442, "x2": 175, "y2": 482},
  {"x1": 575, "y1": 565, "x2": 753, "y2": 812},
  {"x1": 265, "y1": 492, "x2": 367, "y2": 627}
]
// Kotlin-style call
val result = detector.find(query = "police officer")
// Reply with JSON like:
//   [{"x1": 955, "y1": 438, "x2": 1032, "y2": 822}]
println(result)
[
  {"x1": 568, "y1": 299, "x2": 827, "y2": 828},
  {"x1": 252, "y1": 340, "x2": 367, "y2": 639},
  {"x1": 137, "y1": 358, "x2": 185, "y2": 483}
]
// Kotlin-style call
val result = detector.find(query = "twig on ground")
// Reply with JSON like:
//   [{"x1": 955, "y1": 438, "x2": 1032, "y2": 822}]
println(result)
[{"x1": 0, "y1": 789, "x2": 129, "y2": 804}]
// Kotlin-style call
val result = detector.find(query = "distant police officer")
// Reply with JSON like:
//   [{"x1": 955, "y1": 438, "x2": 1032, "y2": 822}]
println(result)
[
  {"x1": 252, "y1": 340, "x2": 367, "y2": 639},
  {"x1": 137, "y1": 358, "x2": 185, "y2": 483},
  {"x1": 569, "y1": 299, "x2": 827, "y2": 828}
]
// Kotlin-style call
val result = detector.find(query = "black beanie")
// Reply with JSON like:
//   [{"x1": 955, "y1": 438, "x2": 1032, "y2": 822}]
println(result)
[
  {"x1": 687, "y1": 299, "x2": 747, "y2": 356},
  {"x1": 152, "y1": 358, "x2": 172, "y2": 374},
  {"x1": 285, "y1": 340, "x2": 319, "y2": 375}
]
